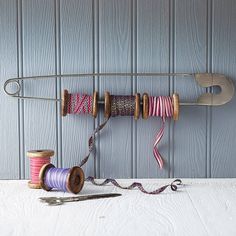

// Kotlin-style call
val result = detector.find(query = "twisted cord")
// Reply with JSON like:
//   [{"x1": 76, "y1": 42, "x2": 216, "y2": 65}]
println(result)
[{"x1": 86, "y1": 177, "x2": 182, "y2": 194}]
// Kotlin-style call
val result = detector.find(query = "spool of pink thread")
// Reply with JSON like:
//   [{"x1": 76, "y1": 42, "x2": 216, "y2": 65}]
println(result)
[{"x1": 27, "y1": 150, "x2": 54, "y2": 189}]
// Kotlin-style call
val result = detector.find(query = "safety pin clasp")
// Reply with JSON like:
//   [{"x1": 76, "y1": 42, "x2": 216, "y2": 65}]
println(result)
[{"x1": 194, "y1": 73, "x2": 235, "y2": 106}]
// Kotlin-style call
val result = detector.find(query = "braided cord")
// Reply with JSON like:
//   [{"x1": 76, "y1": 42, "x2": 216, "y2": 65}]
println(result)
[{"x1": 111, "y1": 95, "x2": 135, "y2": 117}]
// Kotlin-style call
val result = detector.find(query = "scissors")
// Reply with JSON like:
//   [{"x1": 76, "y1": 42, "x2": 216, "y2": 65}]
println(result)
[{"x1": 39, "y1": 193, "x2": 122, "y2": 206}]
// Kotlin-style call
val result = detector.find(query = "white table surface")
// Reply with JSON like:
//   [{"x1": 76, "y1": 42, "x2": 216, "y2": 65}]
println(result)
[{"x1": 0, "y1": 179, "x2": 236, "y2": 236}]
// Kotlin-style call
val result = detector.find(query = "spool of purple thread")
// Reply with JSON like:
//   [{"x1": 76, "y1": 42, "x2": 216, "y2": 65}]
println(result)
[{"x1": 39, "y1": 163, "x2": 85, "y2": 194}]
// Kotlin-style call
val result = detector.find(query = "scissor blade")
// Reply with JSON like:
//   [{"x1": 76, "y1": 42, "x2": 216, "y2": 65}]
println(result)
[
  {"x1": 77, "y1": 193, "x2": 122, "y2": 201},
  {"x1": 39, "y1": 193, "x2": 121, "y2": 204}
]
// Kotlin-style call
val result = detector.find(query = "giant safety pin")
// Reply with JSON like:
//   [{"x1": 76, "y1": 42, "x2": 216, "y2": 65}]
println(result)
[{"x1": 4, "y1": 72, "x2": 235, "y2": 112}]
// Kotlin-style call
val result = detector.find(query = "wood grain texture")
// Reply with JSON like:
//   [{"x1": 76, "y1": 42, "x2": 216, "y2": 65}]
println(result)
[
  {"x1": 173, "y1": 0, "x2": 207, "y2": 177},
  {"x1": 1, "y1": 179, "x2": 236, "y2": 235},
  {"x1": 60, "y1": 0, "x2": 94, "y2": 176},
  {"x1": 0, "y1": 0, "x2": 19, "y2": 179},
  {"x1": 211, "y1": 0, "x2": 236, "y2": 177},
  {"x1": 22, "y1": 0, "x2": 57, "y2": 178},
  {"x1": 98, "y1": 0, "x2": 132, "y2": 178},
  {"x1": 136, "y1": 0, "x2": 170, "y2": 178}
]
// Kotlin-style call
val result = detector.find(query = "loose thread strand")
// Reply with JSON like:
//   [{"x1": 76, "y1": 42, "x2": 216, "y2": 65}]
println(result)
[{"x1": 86, "y1": 177, "x2": 182, "y2": 194}]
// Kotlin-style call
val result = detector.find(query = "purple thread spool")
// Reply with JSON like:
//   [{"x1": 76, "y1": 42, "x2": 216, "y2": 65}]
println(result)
[{"x1": 39, "y1": 164, "x2": 85, "y2": 194}]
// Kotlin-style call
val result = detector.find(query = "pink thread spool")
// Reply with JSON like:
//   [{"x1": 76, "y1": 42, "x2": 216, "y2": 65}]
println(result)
[{"x1": 27, "y1": 149, "x2": 54, "y2": 189}]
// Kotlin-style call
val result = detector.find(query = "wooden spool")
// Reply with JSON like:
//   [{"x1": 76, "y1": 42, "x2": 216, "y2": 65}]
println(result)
[
  {"x1": 104, "y1": 91, "x2": 140, "y2": 119},
  {"x1": 39, "y1": 163, "x2": 85, "y2": 194},
  {"x1": 142, "y1": 93, "x2": 180, "y2": 121},
  {"x1": 27, "y1": 149, "x2": 54, "y2": 189},
  {"x1": 61, "y1": 89, "x2": 98, "y2": 118}
]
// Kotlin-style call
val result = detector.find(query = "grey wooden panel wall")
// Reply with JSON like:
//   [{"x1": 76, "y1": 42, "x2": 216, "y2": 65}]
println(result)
[{"x1": 0, "y1": 0, "x2": 235, "y2": 179}]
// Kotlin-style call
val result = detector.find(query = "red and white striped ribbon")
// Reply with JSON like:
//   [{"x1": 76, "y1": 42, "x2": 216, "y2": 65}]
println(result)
[
  {"x1": 149, "y1": 96, "x2": 173, "y2": 168},
  {"x1": 67, "y1": 93, "x2": 93, "y2": 115}
]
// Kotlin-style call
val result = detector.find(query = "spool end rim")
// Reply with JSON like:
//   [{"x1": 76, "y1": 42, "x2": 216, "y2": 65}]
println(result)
[
  {"x1": 66, "y1": 166, "x2": 85, "y2": 194},
  {"x1": 39, "y1": 163, "x2": 55, "y2": 191},
  {"x1": 173, "y1": 93, "x2": 180, "y2": 121},
  {"x1": 134, "y1": 93, "x2": 140, "y2": 120},
  {"x1": 104, "y1": 91, "x2": 111, "y2": 118},
  {"x1": 142, "y1": 93, "x2": 149, "y2": 119},
  {"x1": 62, "y1": 89, "x2": 69, "y2": 117},
  {"x1": 92, "y1": 91, "x2": 98, "y2": 118},
  {"x1": 27, "y1": 149, "x2": 54, "y2": 158},
  {"x1": 28, "y1": 181, "x2": 41, "y2": 189}
]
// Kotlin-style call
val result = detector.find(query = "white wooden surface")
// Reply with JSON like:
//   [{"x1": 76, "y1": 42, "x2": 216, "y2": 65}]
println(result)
[{"x1": 0, "y1": 179, "x2": 236, "y2": 236}]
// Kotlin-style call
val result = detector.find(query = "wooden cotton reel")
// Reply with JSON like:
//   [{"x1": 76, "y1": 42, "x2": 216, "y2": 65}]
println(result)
[
  {"x1": 27, "y1": 149, "x2": 54, "y2": 189},
  {"x1": 61, "y1": 89, "x2": 98, "y2": 117},
  {"x1": 142, "y1": 93, "x2": 180, "y2": 121},
  {"x1": 39, "y1": 163, "x2": 85, "y2": 194},
  {"x1": 104, "y1": 92, "x2": 140, "y2": 120}
]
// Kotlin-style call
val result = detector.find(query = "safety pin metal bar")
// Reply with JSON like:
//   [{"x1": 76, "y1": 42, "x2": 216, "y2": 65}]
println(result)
[{"x1": 4, "y1": 72, "x2": 235, "y2": 106}]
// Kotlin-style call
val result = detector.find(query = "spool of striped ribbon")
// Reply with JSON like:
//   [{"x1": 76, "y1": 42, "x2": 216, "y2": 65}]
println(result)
[
  {"x1": 61, "y1": 90, "x2": 98, "y2": 117},
  {"x1": 142, "y1": 93, "x2": 179, "y2": 169},
  {"x1": 148, "y1": 96, "x2": 174, "y2": 169}
]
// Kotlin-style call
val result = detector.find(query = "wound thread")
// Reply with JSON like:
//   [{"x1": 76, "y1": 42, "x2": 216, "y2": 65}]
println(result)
[
  {"x1": 30, "y1": 157, "x2": 50, "y2": 184},
  {"x1": 148, "y1": 96, "x2": 174, "y2": 169},
  {"x1": 45, "y1": 167, "x2": 70, "y2": 192},
  {"x1": 110, "y1": 95, "x2": 135, "y2": 117},
  {"x1": 40, "y1": 164, "x2": 85, "y2": 194},
  {"x1": 27, "y1": 150, "x2": 54, "y2": 189},
  {"x1": 67, "y1": 93, "x2": 93, "y2": 115}
]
